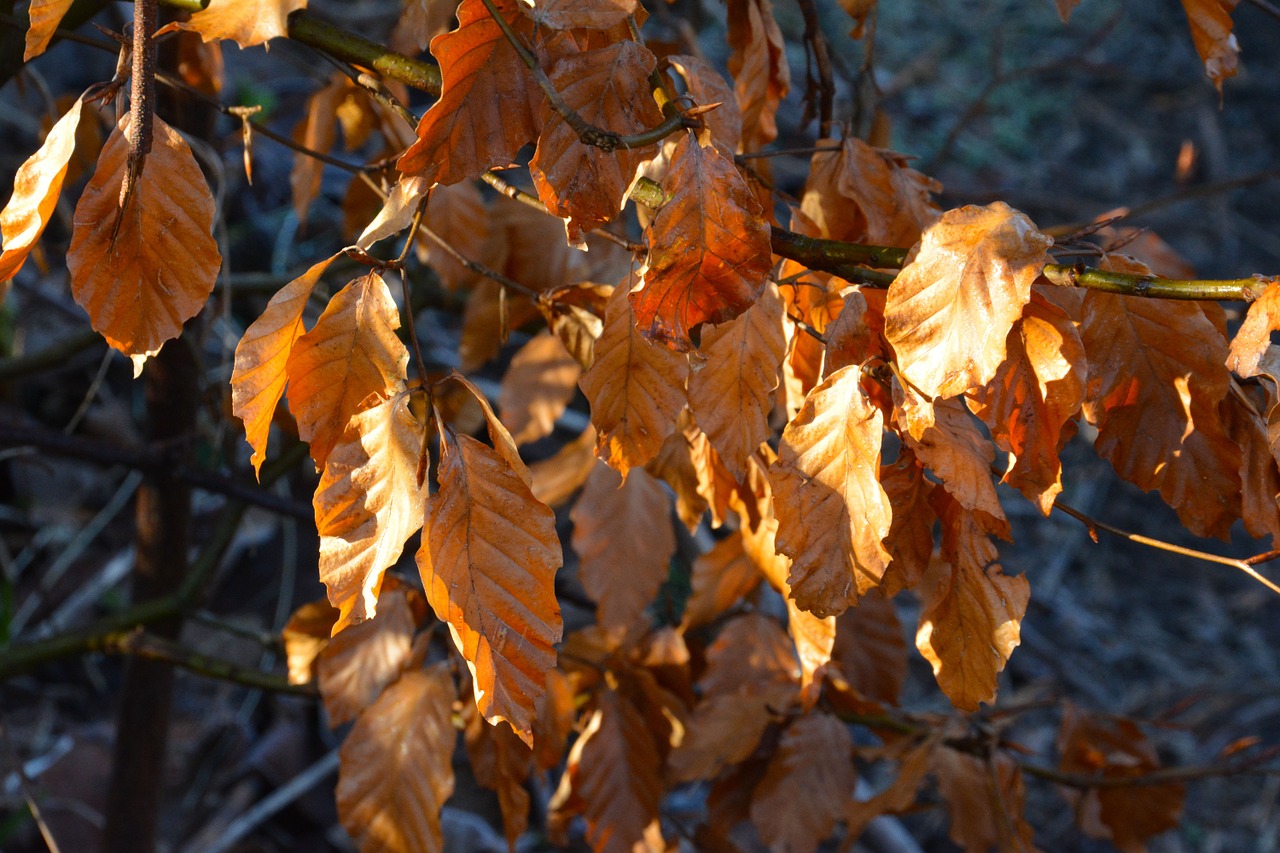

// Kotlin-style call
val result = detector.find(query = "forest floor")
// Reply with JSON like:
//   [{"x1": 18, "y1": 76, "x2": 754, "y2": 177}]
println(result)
[{"x1": 1, "y1": 1, "x2": 1279, "y2": 851}]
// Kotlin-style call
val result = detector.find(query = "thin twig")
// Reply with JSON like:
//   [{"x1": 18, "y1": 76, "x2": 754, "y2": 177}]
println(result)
[
  {"x1": 1052, "y1": 500, "x2": 1280, "y2": 597},
  {"x1": 796, "y1": 0, "x2": 835, "y2": 136},
  {"x1": 196, "y1": 750, "x2": 340, "y2": 853},
  {"x1": 419, "y1": 224, "x2": 538, "y2": 298},
  {"x1": 100, "y1": 629, "x2": 316, "y2": 696}
]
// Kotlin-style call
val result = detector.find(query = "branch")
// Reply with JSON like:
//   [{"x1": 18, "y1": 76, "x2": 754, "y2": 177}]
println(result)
[{"x1": 98, "y1": 629, "x2": 316, "y2": 696}]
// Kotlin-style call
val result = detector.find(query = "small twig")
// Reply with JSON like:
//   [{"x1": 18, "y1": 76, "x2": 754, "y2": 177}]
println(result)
[
  {"x1": 0, "y1": 710, "x2": 64, "y2": 853},
  {"x1": 399, "y1": 268, "x2": 430, "y2": 388},
  {"x1": 1020, "y1": 757, "x2": 1280, "y2": 789},
  {"x1": 796, "y1": 0, "x2": 835, "y2": 136},
  {"x1": 480, "y1": 171, "x2": 645, "y2": 253},
  {"x1": 99, "y1": 629, "x2": 316, "y2": 696},
  {"x1": 736, "y1": 143, "x2": 844, "y2": 160},
  {"x1": 1244, "y1": 0, "x2": 1280, "y2": 24},
  {"x1": 1052, "y1": 501, "x2": 1280, "y2": 597},
  {"x1": 419, "y1": 223, "x2": 539, "y2": 298},
  {"x1": 195, "y1": 750, "x2": 340, "y2": 853}
]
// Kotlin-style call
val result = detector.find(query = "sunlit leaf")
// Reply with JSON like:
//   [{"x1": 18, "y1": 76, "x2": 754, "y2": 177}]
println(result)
[
  {"x1": 317, "y1": 588, "x2": 416, "y2": 725},
  {"x1": 186, "y1": 0, "x2": 307, "y2": 48},
  {"x1": 726, "y1": 0, "x2": 790, "y2": 151},
  {"x1": 281, "y1": 598, "x2": 339, "y2": 685},
  {"x1": 336, "y1": 664, "x2": 456, "y2": 853},
  {"x1": 749, "y1": 714, "x2": 854, "y2": 853},
  {"x1": 67, "y1": 113, "x2": 220, "y2": 375},
  {"x1": 23, "y1": 0, "x2": 74, "y2": 61},
  {"x1": 499, "y1": 332, "x2": 582, "y2": 446},
  {"x1": 520, "y1": 0, "x2": 638, "y2": 30},
  {"x1": 1180, "y1": 0, "x2": 1239, "y2": 92}
]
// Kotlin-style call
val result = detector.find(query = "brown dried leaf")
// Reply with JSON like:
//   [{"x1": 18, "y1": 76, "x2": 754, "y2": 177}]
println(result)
[
  {"x1": 397, "y1": 0, "x2": 542, "y2": 186},
  {"x1": 232, "y1": 253, "x2": 338, "y2": 477},
  {"x1": 336, "y1": 664, "x2": 456, "y2": 853},
  {"x1": 828, "y1": 591, "x2": 906, "y2": 706},
  {"x1": 285, "y1": 271, "x2": 409, "y2": 471},
  {"x1": 788, "y1": 598, "x2": 835, "y2": 711},
  {"x1": 667, "y1": 55, "x2": 743, "y2": 155},
  {"x1": 537, "y1": 281, "x2": 612, "y2": 370},
  {"x1": 680, "y1": 531, "x2": 762, "y2": 632},
  {"x1": 1227, "y1": 278, "x2": 1280, "y2": 379},
  {"x1": 916, "y1": 492, "x2": 1028, "y2": 711},
  {"x1": 933, "y1": 749, "x2": 1036, "y2": 853},
  {"x1": 969, "y1": 291, "x2": 1086, "y2": 514},
  {"x1": 878, "y1": 449, "x2": 936, "y2": 596},
  {"x1": 281, "y1": 598, "x2": 339, "y2": 685},
  {"x1": 1081, "y1": 258, "x2": 1241, "y2": 539},
  {"x1": 23, "y1": 0, "x2": 75, "y2": 60},
  {"x1": 186, "y1": 0, "x2": 307, "y2": 47},
  {"x1": 884, "y1": 202, "x2": 1052, "y2": 399},
  {"x1": 726, "y1": 0, "x2": 791, "y2": 151},
  {"x1": 315, "y1": 395, "x2": 429, "y2": 633},
  {"x1": 668, "y1": 692, "x2": 775, "y2": 783},
  {"x1": 521, "y1": 0, "x2": 638, "y2": 29},
  {"x1": 390, "y1": 0, "x2": 455, "y2": 55},
  {"x1": 0, "y1": 97, "x2": 83, "y2": 284},
  {"x1": 419, "y1": 428, "x2": 562, "y2": 744},
  {"x1": 530, "y1": 424, "x2": 599, "y2": 508},
  {"x1": 499, "y1": 332, "x2": 582, "y2": 446},
  {"x1": 530, "y1": 41, "x2": 662, "y2": 244},
  {"x1": 571, "y1": 462, "x2": 675, "y2": 632},
  {"x1": 897, "y1": 394, "x2": 1007, "y2": 530},
  {"x1": 699, "y1": 613, "x2": 799, "y2": 701},
  {"x1": 317, "y1": 588, "x2": 416, "y2": 726},
  {"x1": 289, "y1": 75, "x2": 342, "y2": 228},
  {"x1": 689, "y1": 281, "x2": 787, "y2": 479},
  {"x1": 769, "y1": 365, "x2": 892, "y2": 618},
  {"x1": 1181, "y1": 0, "x2": 1239, "y2": 92},
  {"x1": 631, "y1": 133, "x2": 773, "y2": 352},
  {"x1": 581, "y1": 278, "x2": 690, "y2": 476},
  {"x1": 749, "y1": 714, "x2": 855, "y2": 853},
  {"x1": 465, "y1": 701, "x2": 534, "y2": 850}
]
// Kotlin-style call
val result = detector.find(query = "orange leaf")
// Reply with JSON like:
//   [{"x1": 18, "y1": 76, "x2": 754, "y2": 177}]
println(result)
[
  {"x1": 1058, "y1": 704, "x2": 1187, "y2": 853},
  {"x1": 396, "y1": 0, "x2": 542, "y2": 186},
  {"x1": 828, "y1": 590, "x2": 906, "y2": 706},
  {"x1": 280, "y1": 598, "x2": 339, "y2": 685},
  {"x1": 800, "y1": 136, "x2": 940, "y2": 248},
  {"x1": 315, "y1": 395, "x2": 429, "y2": 633},
  {"x1": 465, "y1": 701, "x2": 534, "y2": 850},
  {"x1": 749, "y1": 714, "x2": 855, "y2": 853},
  {"x1": 631, "y1": 133, "x2": 773, "y2": 352},
  {"x1": 878, "y1": 449, "x2": 936, "y2": 596},
  {"x1": 896, "y1": 394, "x2": 1007, "y2": 530},
  {"x1": 530, "y1": 40, "x2": 662, "y2": 244},
  {"x1": 726, "y1": 0, "x2": 791, "y2": 151},
  {"x1": 521, "y1": 0, "x2": 639, "y2": 30},
  {"x1": 1222, "y1": 389, "x2": 1280, "y2": 541},
  {"x1": 884, "y1": 202, "x2": 1052, "y2": 399},
  {"x1": 551, "y1": 689, "x2": 665, "y2": 853},
  {"x1": 289, "y1": 75, "x2": 343, "y2": 227},
  {"x1": 1180, "y1": 0, "x2": 1240, "y2": 92},
  {"x1": 361, "y1": 178, "x2": 490, "y2": 293},
  {"x1": 499, "y1": 332, "x2": 582, "y2": 446},
  {"x1": 667, "y1": 55, "x2": 743, "y2": 155},
  {"x1": 23, "y1": 0, "x2": 74, "y2": 60},
  {"x1": 698, "y1": 612, "x2": 799, "y2": 701},
  {"x1": 768, "y1": 365, "x2": 892, "y2": 618},
  {"x1": 788, "y1": 598, "x2": 835, "y2": 712},
  {"x1": 536, "y1": 281, "x2": 612, "y2": 370},
  {"x1": 689, "y1": 280, "x2": 787, "y2": 479},
  {"x1": 1081, "y1": 258, "x2": 1241, "y2": 539},
  {"x1": 679, "y1": 531, "x2": 762, "y2": 632},
  {"x1": 317, "y1": 587, "x2": 416, "y2": 725},
  {"x1": 530, "y1": 424, "x2": 599, "y2": 508},
  {"x1": 231, "y1": 253, "x2": 338, "y2": 477},
  {"x1": 418, "y1": 428, "x2": 562, "y2": 744},
  {"x1": 846, "y1": 738, "x2": 934, "y2": 838},
  {"x1": 1227, "y1": 278, "x2": 1280, "y2": 379},
  {"x1": 969, "y1": 291, "x2": 1086, "y2": 514},
  {"x1": 0, "y1": 96, "x2": 82, "y2": 284},
  {"x1": 390, "y1": 0, "x2": 455, "y2": 55},
  {"x1": 67, "y1": 113, "x2": 220, "y2": 375},
  {"x1": 571, "y1": 462, "x2": 675, "y2": 632},
  {"x1": 580, "y1": 278, "x2": 689, "y2": 476},
  {"x1": 916, "y1": 492, "x2": 1028, "y2": 711},
  {"x1": 645, "y1": 410, "x2": 713, "y2": 530},
  {"x1": 933, "y1": 749, "x2": 1036, "y2": 853},
  {"x1": 336, "y1": 664, "x2": 456, "y2": 853},
  {"x1": 668, "y1": 692, "x2": 775, "y2": 783},
  {"x1": 285, "y1": 270, "x2": 409, "y2": 471},
  {"x1": 185, "y1": 0, "x2": 307, "y2": 48}
]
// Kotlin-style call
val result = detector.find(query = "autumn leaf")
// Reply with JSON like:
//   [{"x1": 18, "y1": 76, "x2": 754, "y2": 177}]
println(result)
[
  {"x1": 679, "y1": 530, "x2": 761, "y2": 632},
  {"x1": 419, "y1": 425, "x2": 562, "y2": 744},
  {"x1": 537, "y1": 281, "x2": 612, "y2": 370},
  {"x1": 689, "y1": 280, "x2": 787, "y2": 479},
  {"x1": 969, "y1": 291, "x2": 1086, "y2": 514},
  {"x1": 465, "y1": 700, "x2": 534, "y2": 849},
  {"x1": 314, "y1": 395, "x2": 429, "y2": 634},
  {"x1": 1081, "y1": 257, "x2": 1241, "y2": 539},
  {"x1": 23, "y1": 0, "x2": 75, "y2": 61},
  {"x1": 67, "y1": 113, "x2": 220, "y2": 375},
  {"x1": 185, "y1": 0, "x2": 307, "y2": 48},
  {"x1": 571, "y1": 462, "x2": 675, "y2": 632},
  {"x1": 916, "y1": 491, "x2": 1028, "y2": 711},
  {"x1": 667, "y1": 55, "x2": 743, "y2": 154},
  {"x1": 749, "y1": 714, "x2": 855, "y2": 853},
  {"x1": 768, "y1": 365, "x2": 893, "y2": 618},
  {"x1": 698, "y1": 612, "x2": 799, "y2": 702},
  {"x1": 1227, "y1": 278, "x2": 1280, "y2": 379},
  {"x1": 1058, "y1": 704, "x2": 1187, "y2": 853},
  {"x1": 846, "y1": 738, "x2": 934, "y2": 839},
  {"x1": 933, "y1": 749, "x2": 1037, "y2": 853},
  {"x1": 630, "y1": 132, "x2": 773, "y2": 352},
  {"x1": 520, "y1": 0, "x2": 639, "y2": 30},
  {"x1": 645, "y1": 411, "x2": 714, "y2": 530},
  {"x1": 726, "y1": 0, "x2": 790, "y2": 151},
  {"x1": 530, "y1": 40, "x2": 662, "y2": 244},
  {"x1": 281, "y1": 598, "x2": 339, "y2": 685},
  {"x1": 580, "y1": 278, "x2": 689, "y2": 476},
  {"x1": 828, "y1": 591, "x2": 906, "y2": 706},
  {"x1": 529, "y1": 424, "x2": 599, "y2": 508},
  {"x1": 360, "y1": 177, "x2": 490, "y2": 293},
  {"x1": 231, "y1": 253, "x2": 338, "y2": 477},
  {"x1": 1222, "y1": 389, "x2": 1280, "y2": 541},
  {"x1": 285, "y1": 270, "x2": 409, "y2": 471},
  {"x1": 878, "y1": 449, "x2": 936, "y2": 596},
  {"x1": 550, "y1": 689, "x2": 665, "y2": 853},
  {"x1": 397, "y1": 0, "x2": 542, "y2": 186},
  {"x1": 499, "y1": 332, "x2": 582, "y2": 446},
  {"x1": 668, "y1": 692, "x2": 775, "y2": 783},
  {"x1": 290, "y1": 75, "x2": 343, "y2": 228},
  {"x1": 0, "y1": 96, "x2": 83, "y2": 284},
  {"x1": 884, "y1": 202, "x2": 1052, "y2": 400},
  {"x1": 1181, "y1": 0, "x2": 1240, "y2": 92},
  {"x1": 317, "y1": 587, "x2": 416, "y2": 725},
  {"x1": 336, "y1": 664, "x2": 456, "y2": 853},
  {"x1": 787, "y1": 598, "x2": 836, "y2": 711}
]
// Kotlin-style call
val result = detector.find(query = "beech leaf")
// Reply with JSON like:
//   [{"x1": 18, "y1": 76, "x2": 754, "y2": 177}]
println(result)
[
  {"x1": 1181, "y1": 0, "x2": 1239, "y2": 92},
  {"x1": 631, "y1": 133, "x2": 773, "y2": 352},
  {"x1": 726, "y1": 0, "x2": 791, "y2": 151},
  {"x1": 749, "y1": 714, "x2": 855, "y2": 853},
  {"x1": 419, "y1": 429, "x2": 562, "y2": 744},
  {"x1": 232, "y1": 253, "x2": 338, "y2": 477},
  {"x1": 884, "y1": 202, "x2": 1052, "y2": 399},
  {"x1": 521, "y1": 0, "x2": 639, "y2": 30},
  {"x1": 285, "y1": 271, "x2": 409, "y2": 471},
  {"x1": 67, "y1": 113, "x2": 221, "y2": 375},
  {"x1": 1227, "y1": 278, "x2": 1280, "y2": 379},
  {"x1": 499, "y1": 332, "x2": 582, "y2": 447},
  {"x1": 768, "y1": 365, "x2": 893, "y2": 618},
  {"x1": 185, "y1": 0, "x2": 308, "y2": 48},
  {"x1": 317, "y1": 588, "x2": 416, "y2": 725},
  {"x1": 23, "y1": 0, "x2": 75, "y2": 61},
  {"x1": 336, "y1": 664, "x2": 456, "y2": 853},
  {"x1": 0, "y1": 96, "x2": 83, "y2": 284}
]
